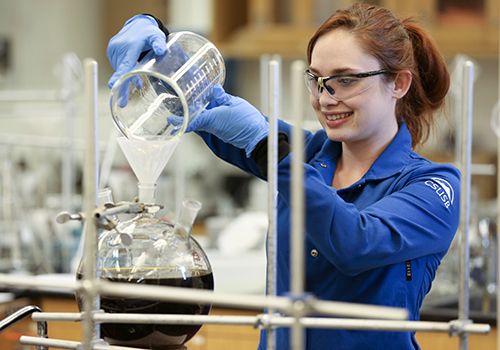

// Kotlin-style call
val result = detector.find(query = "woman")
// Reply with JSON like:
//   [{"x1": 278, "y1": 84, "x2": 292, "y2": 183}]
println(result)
[{"x1": 107, "y1": 3, "x2": 459, "y2": 349}]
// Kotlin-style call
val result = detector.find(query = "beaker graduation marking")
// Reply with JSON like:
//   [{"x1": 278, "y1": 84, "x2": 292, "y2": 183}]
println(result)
[{"x1": 171, "y1": 43, "x2": 219, "y2": 93}]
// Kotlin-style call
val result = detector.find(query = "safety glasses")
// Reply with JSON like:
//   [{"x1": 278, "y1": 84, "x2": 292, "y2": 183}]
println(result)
[{"x1": 303, "y1": 69, "x2": 388, "y2": 101}]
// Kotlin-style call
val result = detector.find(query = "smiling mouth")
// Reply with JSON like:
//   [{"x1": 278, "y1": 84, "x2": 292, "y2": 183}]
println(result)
[{"x1": 325, "y1": 112, "x2": 353, "y2": 121}]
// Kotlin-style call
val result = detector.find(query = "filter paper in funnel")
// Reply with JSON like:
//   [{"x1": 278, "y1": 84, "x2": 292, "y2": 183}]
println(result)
[{"x1": 117, "y1": 137, "x2": 180, "y2": 184}]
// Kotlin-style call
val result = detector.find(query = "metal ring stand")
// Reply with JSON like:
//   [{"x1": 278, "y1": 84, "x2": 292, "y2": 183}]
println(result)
[
  {"x1": 0, "y1": 58, "x2": 492, "y2": 350},
  {"x1": 459, "y1": 61, "x2": 474, "y2": 350}
]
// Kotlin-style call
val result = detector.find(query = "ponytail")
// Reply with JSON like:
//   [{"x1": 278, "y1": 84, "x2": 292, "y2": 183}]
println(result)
[{"x1": 398, "y1": 17, "x2": 450, "y2": 147}]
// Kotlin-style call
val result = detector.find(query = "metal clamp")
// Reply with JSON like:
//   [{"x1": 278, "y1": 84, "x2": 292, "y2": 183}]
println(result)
[
  {"x1": 56, "y1": 211, "x2": 84, "y2": 224},
  {"x1": 56, "y1": 200, "x2": 164, "y2": 231},
  {"x1": 92, "y1": 201, "x2": 162, "y2": 230},
  {"x1": 255, "y1": 312, "x2": 281, "y2": 329},
  {"x1": 449, "y1": 319, "x2": 473, "y2": 337},
  {"x1": 285, "y1": 292, "x2": 315, "y2": 319}
]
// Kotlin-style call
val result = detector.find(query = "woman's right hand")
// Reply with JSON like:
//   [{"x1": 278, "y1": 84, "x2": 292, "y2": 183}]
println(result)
[{"x1": 107, "y1": 15, "x2": 167, "y2": 89}]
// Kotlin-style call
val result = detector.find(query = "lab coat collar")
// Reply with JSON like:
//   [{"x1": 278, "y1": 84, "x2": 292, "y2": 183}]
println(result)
[
  {"x1": 364, "y1": 122, "x2": 413, "y2": 180},
  {"x1": 314, "y1": 121, "x2": 413, "y2": 182}
]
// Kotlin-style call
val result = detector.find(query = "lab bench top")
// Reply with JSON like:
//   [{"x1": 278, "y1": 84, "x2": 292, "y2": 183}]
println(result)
[{"x1": 420, "y1": 306, "x2": 496, "y2": 326}]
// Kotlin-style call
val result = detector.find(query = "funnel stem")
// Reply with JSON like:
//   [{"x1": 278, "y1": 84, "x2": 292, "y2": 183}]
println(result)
[{"x1": 138, "y1": 182, "x2": 157, "y2": 204}]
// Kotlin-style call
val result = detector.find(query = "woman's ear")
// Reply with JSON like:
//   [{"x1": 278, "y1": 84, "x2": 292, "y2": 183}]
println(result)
[{"x1": 392, "y1": 70, "x2": 412, "y2": 99}]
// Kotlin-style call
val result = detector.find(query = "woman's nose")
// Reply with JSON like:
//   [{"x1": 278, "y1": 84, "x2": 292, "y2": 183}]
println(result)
[{"x1": 319, "y1": 90, "x2": 340, "y2": 106}]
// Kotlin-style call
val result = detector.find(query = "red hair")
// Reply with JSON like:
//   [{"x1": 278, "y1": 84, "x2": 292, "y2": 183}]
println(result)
[{"x1": 307, "y1": 3, "x2": 450, "y2": 148}]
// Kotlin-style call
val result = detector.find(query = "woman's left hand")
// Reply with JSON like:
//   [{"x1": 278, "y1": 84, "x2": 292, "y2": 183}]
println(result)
[{"x1": 188, "y1": 86, "x2": 269, "y2": 157}]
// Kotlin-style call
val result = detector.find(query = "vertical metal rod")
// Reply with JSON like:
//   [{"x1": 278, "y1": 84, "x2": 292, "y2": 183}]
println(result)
[
  {"x1": 260, "y1": 54, "x2": 270, "y2": 115},
  {"x1": 266, "y1": 60, "x2": 280, "y2": 350},
  {"x1": 290, "y1": 60, "x2": 306, "y2": 350},
  {"x1": 459, "y1": 60, "x2": 474, "y2": 350},
  {"x1": 454, "y1": 73, "x2": 463, "y2": 169},
  {"x1": 82, "y1": 58, "x2": 100, "y2": 350},
  {"x1": 62, "y1": 53, "x2": 74, "y2": 214},
  {"x1": 497, "y1": 13, "x2": 500, "y2": 346},
  {"x1": 61, "y1": 53, "x2": 75, "y2": 274},
  {"x1": 497, "y1": 9, "x2": 500, "y2": 349}
]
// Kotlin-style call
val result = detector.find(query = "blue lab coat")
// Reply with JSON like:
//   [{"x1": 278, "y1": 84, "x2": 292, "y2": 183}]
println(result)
[{"x1": 197, "y1": 120, "x2": 460, "y2": 350}]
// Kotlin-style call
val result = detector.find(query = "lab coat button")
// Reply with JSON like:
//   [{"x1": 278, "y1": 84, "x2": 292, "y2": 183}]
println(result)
[
  {"x1": 320, "y1": 163, "x2": 327, "y2": 168},
  {"x1": 311, "y1": 249, "x2": 319, "y2": 257}
]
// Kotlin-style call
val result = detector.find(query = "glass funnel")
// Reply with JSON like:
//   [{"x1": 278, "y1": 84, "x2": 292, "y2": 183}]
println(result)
[
  {"x1": 110, "y1": 31, "x2": 226, "y2": 142},
  {"x1": 77, "y1": 195, "x2": 213, "y2": 350}
]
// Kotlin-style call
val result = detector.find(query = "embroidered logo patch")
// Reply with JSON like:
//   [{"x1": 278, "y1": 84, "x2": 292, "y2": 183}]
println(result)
[{"x1": 424, "y1": 177, "x2": 455, "y2": 209}]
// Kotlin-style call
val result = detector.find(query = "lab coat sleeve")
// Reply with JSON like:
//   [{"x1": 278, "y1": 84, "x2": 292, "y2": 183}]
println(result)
[
  {"x1": 277, "y1": 155, "x2": 460, "y2": 276},
  {"x1": 195, "y1": 118, "x2": 314, "y2": 179}
]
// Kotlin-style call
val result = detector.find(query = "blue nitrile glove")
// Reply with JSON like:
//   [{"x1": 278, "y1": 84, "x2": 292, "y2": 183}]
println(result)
[
  {"x1": 107, "y1": 15, "x2": 167, "y2": 89},
  {"x1": 187, "y1": 86, "x2": 269, "y2": 158}
]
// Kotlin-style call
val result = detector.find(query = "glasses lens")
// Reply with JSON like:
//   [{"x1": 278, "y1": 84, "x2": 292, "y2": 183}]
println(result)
[
  {"x1": 304, "y1": 72, "x2": 320, "y2": 99},
  {"x1": 325, "y1": 76, "x2": 372, "y2": 101},
  {"x1": 304, "y1": 71, "x2": 384, "y2": 101}
]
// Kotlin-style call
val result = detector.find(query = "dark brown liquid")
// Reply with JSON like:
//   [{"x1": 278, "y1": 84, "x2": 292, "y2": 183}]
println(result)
[{"x1": 76, "y1": 271, "x2": 214, "y2": 349}]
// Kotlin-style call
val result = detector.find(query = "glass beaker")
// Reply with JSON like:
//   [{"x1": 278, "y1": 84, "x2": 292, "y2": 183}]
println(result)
[
  {"x1": 110, "y1": 31, "x2": 226, "y2": 141},
  {"x1": 76, "y1": 197, "x2": 213, "y2": 350}
]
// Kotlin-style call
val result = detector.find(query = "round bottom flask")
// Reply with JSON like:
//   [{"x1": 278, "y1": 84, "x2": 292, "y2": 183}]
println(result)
[{"x1": 77, "y1": 199, "x2": 213, "y2": 350}]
